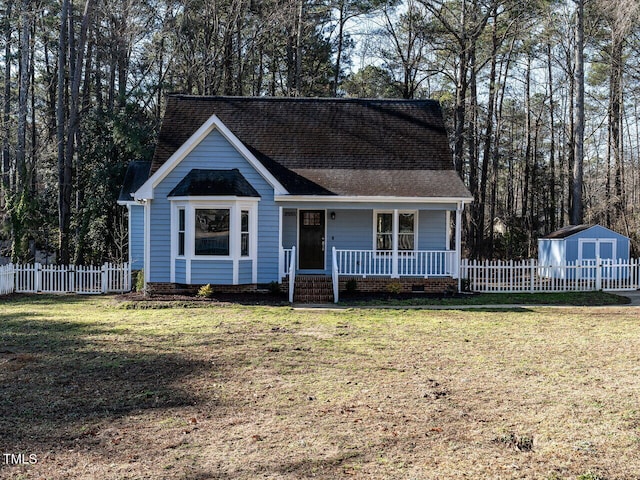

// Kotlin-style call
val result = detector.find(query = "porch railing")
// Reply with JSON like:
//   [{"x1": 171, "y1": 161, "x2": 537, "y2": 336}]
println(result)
[
  {"x1": 283, "y1": 248, "x2": 294, "y2": 278},
  {"x1": 334, "y1": 249, "x2": 456, "y2": 278}
]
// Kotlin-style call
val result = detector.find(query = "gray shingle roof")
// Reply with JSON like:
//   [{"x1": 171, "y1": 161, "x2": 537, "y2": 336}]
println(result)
[
  {"x1": 151, "y1": 96, "x2": 472, "y2": 199},
  {"x1": 168, "y1": 169, "x2": 260, "y2": 198},
  {"x1": 541, "y1": 225, "x2": 593, "y2": 239},
  {"x1": 119, "y1": 161, "x2": 151, "y2": 202}
]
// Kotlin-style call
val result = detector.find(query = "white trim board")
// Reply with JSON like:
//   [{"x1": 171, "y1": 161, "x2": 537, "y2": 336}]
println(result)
[
  {"x1": 275, "y1": 195, "x2": 473, "y2": 204},
  {"x1": 135, "y1": 114, "x2": 288, "y2": 200}
]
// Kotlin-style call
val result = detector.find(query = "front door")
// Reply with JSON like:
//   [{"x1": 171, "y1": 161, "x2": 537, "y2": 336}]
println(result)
[{"x1": 299, "y1": 210, "x2": 325, "y2": 270}]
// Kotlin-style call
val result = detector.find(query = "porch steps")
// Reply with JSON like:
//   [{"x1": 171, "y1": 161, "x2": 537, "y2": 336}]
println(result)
[{"x1": 293, "y1": 275, "x2": 334, "y2": 304}]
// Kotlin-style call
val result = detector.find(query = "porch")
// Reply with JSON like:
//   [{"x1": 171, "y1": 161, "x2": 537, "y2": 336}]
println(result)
[
  {"x1": 277, "y1": 205, "x2": 464, "y2": 303},
  {"x1": 282, "y1": 247, "x2": 459, "y2": 303}
]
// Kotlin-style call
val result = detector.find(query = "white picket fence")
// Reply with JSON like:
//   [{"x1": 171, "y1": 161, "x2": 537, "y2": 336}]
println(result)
[
  {"x1": 0, "y1": 264, "x2": 14, "y2": 295},
  {"x1": 460, "y1": 258, "x2": 640, "y2": 293},
  {"x1": 1, "y1": 263, "x2": 131, "y2": 295}
]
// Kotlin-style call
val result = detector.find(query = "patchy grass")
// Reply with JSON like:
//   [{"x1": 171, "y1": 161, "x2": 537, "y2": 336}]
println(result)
[{"x1": 1, "y1": 295, "x2": 640, "y2": 479}]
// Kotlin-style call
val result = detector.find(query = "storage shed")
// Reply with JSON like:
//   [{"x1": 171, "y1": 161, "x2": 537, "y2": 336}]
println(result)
[{"x1": 538, "y1": 224, "x2": 630, "y2": 279}]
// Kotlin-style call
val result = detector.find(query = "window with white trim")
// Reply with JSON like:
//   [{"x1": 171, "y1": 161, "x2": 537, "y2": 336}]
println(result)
[
  {"x1": 177, "y1": 208, "x2": 185, "y2": 256},
  {"x1": 171, "y1": 201, "x2": 258, "y2": 261},
  {"x1": 376, "y1": 212, "x2": 393, "y2": 250},
  {"x1": 398, "y1": 213, "x2": 415, "y2": 250},
  {"x1": 374, "y1": 211, "x2": 417, "y2": 252},
  {"x1": 241, "y1": 210, "x2": 250, "y2": 257},
  {"x1": 195, "y1": 208, "x2": 230, "y2": 256}
]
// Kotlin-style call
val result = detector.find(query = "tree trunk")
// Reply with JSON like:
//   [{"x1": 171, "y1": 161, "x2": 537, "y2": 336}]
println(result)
[
  {"x1": 58, "y1": 0, "x2": 71, "y2": 265},
  {"x1": 547, "y1": 42, "x2": 557, "y2": 233},
  {"x1": 609, "y1": 33, "x2": 624, "y2": 222},
  {"x1": 1, "y1": 0, "x2": 12, "y2": 205},
  {"x1": 572, "y1": 0, "x2": 585, "y2": 225},
  {"x1": 477, "y1": 6, "x2": 498, "y2": 257}
]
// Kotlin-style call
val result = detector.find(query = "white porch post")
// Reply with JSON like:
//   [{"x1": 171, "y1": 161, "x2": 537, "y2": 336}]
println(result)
[
  {"x1": 455, "y1": 203, "x2": 463, "y2": 287},
  {"x1": 392, "y1": 209, "x2": 399, "y2": 278}
]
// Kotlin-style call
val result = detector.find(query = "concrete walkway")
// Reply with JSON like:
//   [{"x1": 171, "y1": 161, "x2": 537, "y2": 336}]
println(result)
[{"x1": 611, "y1": 290, "x2": 640, "y2": 306}]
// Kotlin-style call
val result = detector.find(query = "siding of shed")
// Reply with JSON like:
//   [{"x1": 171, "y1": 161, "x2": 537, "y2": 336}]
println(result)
[
  {"x1": 538, "y1": 239, "x2": 565, "y2": 266},
  {"x1": 564, "y1": 226, "x2": 629, "y2": 263}
]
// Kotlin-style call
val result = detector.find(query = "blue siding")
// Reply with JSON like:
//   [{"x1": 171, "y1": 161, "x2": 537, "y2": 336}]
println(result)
[
  {"x1": 148, "y1": 129, "x2": 279, "y2": 284},
  {"x1": 564, "y1": 226, "x2": 629, "y2": 263},
  {"x1": 238, "y1": 260, "x2": 253, "y2": 284},
  {"x1": 175, "y1": 259, "x2": 186, "y2": 284},
  {"x1": 418, "y1": 210, "x2": 447, "y2": 250},
  {"x1": 327, "y1": 210, "x2": 373, "y2": 252},
  {"x1": 191, "y1": 259, "x2": 233, "y2": 284},
  {"x1": 129, "y1": 204, "x2": 145, "y2": 271}
]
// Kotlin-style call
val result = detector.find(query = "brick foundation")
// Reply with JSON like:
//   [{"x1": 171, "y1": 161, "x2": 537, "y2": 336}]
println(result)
[
  {"x1": 283, "y1": 276, "x2": 458, "y2": 296},
  {"x1": 338, "y1": 276, "x2": 457, "y2": 294},
  {"x1": 146, "y1": 276, "x2": 457, "y2": 298},
  {"x1": 145, "y1": 282, "x2": 258, "y2": 296}
]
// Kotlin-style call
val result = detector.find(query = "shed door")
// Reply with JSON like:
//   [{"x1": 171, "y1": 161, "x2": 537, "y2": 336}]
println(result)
[
  {"x1": 299, "y1": 210, "x2": 325, "y2": 270},
  {"x1": 578, "y1": 239, "x2": 616, "y2": 263},
  {"x1": 578, "y1": 239, "x2": 617, "y2": 279}
]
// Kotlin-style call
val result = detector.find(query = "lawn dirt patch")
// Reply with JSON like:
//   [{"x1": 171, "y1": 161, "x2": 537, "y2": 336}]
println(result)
[{"x1": 1, "y1": 295, "x2": 640, "y2": 479}]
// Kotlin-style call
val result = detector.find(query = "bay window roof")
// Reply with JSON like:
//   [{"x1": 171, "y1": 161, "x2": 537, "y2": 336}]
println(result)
[{"x1": 168, "y1": 169, "x2": 260, "y2": 198}]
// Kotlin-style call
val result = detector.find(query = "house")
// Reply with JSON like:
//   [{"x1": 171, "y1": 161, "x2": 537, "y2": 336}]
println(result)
[
  {"x1": 538, "y1": 224, "x2": 630, "y2": 280},
  {"x1": 119, "y1": 96, "x2": 473, "y2": 301}
]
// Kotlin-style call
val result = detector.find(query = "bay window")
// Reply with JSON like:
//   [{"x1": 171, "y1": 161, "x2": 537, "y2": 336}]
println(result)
[{"x1": 171, "y1": 201, "x2": 257, "y2": 260}]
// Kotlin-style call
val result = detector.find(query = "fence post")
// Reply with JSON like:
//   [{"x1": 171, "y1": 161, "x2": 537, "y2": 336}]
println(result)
[
  {"x1": 596, "y1": 257, "x2": 602, "y2": 291},
  {"x1": 101, "y1": 263, "x2": 107, "y2": 293},
  {"x1": 69, "y1": 265, "x2": 75, "y2": 293},
  {"x1": 35, "y1": 263, "x2": 42, "y2": 293},
  {"x1": 530, "y1": 258, "x2": 535, "y2": 293}
]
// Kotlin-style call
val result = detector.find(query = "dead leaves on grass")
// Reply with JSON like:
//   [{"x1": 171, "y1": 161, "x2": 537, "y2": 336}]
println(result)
[{"x1": 493, "y1": 432, "x2": 535, "y2": 452}]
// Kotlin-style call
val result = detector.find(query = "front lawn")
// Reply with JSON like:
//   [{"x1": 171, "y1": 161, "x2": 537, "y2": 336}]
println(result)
[{"x1": 1, "y1": 295, "x2": 639, "y2": 479}]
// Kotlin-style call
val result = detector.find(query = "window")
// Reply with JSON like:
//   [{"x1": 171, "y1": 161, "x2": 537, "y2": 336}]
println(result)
[
  {"x1": 398, "y1": 213, "x2": 415, "y2": 251},
  {"x1": 241, "y1": 210, "x2": 250, "y2": 257},
  {"x1": 375, "y1": 211, "x2": 416, "y2": 252},
  {"x1": 195, "y1": 209, "x2": 229, "y2": 256},
  {"x1": 303, "y1": 211, "x2": 322, "y2": 226},
  {"x1": 376, "y1": 213, "x2": 393, "y2": 251},
  {"x1": 177, "y1": 209, "x2": 185, "y2": 256},
  {"x1": 172, "y1": 202, "x2": 258, "y2": 262}
]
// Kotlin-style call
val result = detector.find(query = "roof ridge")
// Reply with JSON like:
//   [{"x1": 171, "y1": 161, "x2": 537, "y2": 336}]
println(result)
[{"x1": 168, "y1": 94, "x2": 439, "y2": 105}]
